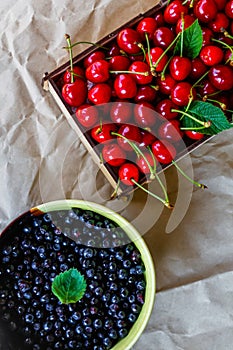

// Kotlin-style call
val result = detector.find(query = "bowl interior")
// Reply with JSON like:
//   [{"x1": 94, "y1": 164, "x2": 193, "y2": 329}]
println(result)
[{"x1": 1, "y1": 199, "x2": 156, "y2": 350}]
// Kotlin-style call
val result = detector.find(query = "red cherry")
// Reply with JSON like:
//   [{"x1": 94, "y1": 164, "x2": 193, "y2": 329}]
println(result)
[
  {"x1": 134, "y1": 102, "x2": 158, "y2": 128},
  {"x1": 225, "y1": 0, "x2": 233, "y2": 19},
  {"x1": 169, "y1": 56, "x2": 192, "y2": 81},
  {"x1": 116, "y1": 124, "x2": 142, "y2": 152},
  {"x1": 231, "y1": 21, "x2": 233, "y2": 35},
  {"x1": 118, "y1": 163, "x2": 140, "y2": 186},
  {"x1": 200, "y1": 45, "x2": 224, "y2": 66},
  {"x1": 139, "y1": 129, "x2": 157, "y2": 148},
  {"x1": 171, "y1": 82, "x2": 195, "y2": 106},
  {"x1": 88, "y1": 83, "x2": 112, "y2": 104},
  {"x1": 134, "y1": 85, "x2": 157, "y2": 103},
  {"x1": 146, "y1": 47, "x2": 168, "y2": 72},
  {"x1": 198, "y1": 78, "x2": 217, "y2": 96},
  {"x1": 155, "y1": 99, "x2": 179, "y2": 120},
  {"x1": 190, "y1": 57, "x2": 208, "y2": 80},
  {"x1": 208, "y1": 65, "x2": 233, "y2": 90},
  {"x1": 158, "y1": 120, "x2": 183, "y2": 143},
  {"x1": 194, "y1": 0, "x2": 218, "y2": 23},
  {"x1": 185, "y1": 130, "x2": 205, "y2": 140},
  {"x1": 156, "y1": 73, "x2": 176, "y2": 95},
  {"x1": 85, "y1": 60, "x2": 110, "y2": 83},
  {"x1": 108, "y1": 43, "x2": 122, "y2": 57},
  {"x1": 136, "y1": 152, "x2": 156, "y2": 175},
  {"x1": 128, "y1": 61, "x2": 152, "y2": 85},
  {"x1": 108, "y1": 56, "x2": 131, "y2": 71},
  {"x1": 91, "y1": 123, "x2": 117, "y2": 144},
  {"x1": 152, "y1": 140, "x2": 177, "y2": 164},
  {"x1": 175, "y1": 15, "x2": 195, "y2": 34},
  {"x1": 154, "y1": 11, "x2": 165, "y2": 27},
  {"x1": 62, "y1": 79, "x2": 88, "y2": 107},
  {"x1": 110, "y1": 101, "x2": 132, "y2": 124},
  {"x1": 208, "y1": 12, "x2": 230, "y2": 32},
  {"x1": 63, "y1": 66, "x2": 85, "y2": 83},
  {"x1": 164, "y1": 0, "x2": 188, "y2": 24},
  {"x1": 153, "y1": 27, "x2": 175, "y2": 50},
  {"x1": 217, "y1": 34, "x2": 233, "y2": 46},
  {"x1": 102, "y1": 142, "x2": 126, "y2": 167},
  {"x1": 75, "y1": 104, "x2": 99, "y2": 128},
  {"x1": 136, "y1": 17, "x2": 157, "y2": 39},
  {"x1": 117, "y1": 28, "x2": 142, "y2": 54},
  {"x1": 213, "y1": 0, "x2": 227, "y2": 10},
  {"x1": 83, "y1": 50, "x2": 106, "y2": 68},
  {"x1": 225, "y1": 49, "x2": 233, "y2": 64},
  {"x1": 113, "y1": 74, "x2": 137, "y2": 99},
  {"x1": 201, "y1": 27, "x2": 214, "y2": 46}
]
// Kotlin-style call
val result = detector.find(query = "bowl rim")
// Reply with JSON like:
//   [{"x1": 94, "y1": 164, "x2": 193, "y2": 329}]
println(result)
[{"x1": 2, "y1": 199, "x2": 156, "y2": 350}]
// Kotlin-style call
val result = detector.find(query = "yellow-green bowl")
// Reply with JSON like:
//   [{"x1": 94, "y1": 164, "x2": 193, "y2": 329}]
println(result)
[{"x1": 1, "y1": 199, "x2": 156, "y2": 350}]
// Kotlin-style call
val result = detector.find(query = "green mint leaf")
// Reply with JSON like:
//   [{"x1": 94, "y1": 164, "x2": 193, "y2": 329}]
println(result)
[
  {"x1": 52, "y1": 268, "x2": 87, "y2": 304},
  {"x1": 174, "y1": 19, "x2": 203, "y2": 58},
  {"x1": 181, "y1": 100, "x2": 233, "y2": 135}
]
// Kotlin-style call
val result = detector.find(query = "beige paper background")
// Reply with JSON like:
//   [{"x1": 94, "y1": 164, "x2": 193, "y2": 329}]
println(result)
[{"x1": 1, "y1": 0, "x2": 233, "y2": 349}]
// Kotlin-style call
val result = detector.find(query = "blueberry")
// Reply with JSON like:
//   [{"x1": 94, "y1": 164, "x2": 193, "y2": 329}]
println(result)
[
  {"x1": 118, "y1": 328, "x2": 128, "y2": 338},
  {"x1": 128, "y1": 313, "x2": 137, "y2": 323},
  {"x1": 35, "y1": 310, "x2": 44, "y2": 319},
  {"x1": 25, "y1": 313, "x2": 34, "y2": 323},
  {"x1": 33, "y1": 322, "x2": 41, "y2": 331},
  {"x1": 131, "y1": 303, "x2": 142, "y2": 314},
  {"x1": 109, "y1": 329, "x2": 118, "y2": 339},
  {"x1": 66, "y1": 329, "x2": 74, "y2": 339},
  {"x1": 2, "y1": 246, "x2": 12, "y2": 255},
  {"x1": 93, "y1": 318, "x2": 102, "y2": 329},
  {"x1": 75, "y1": 325, "x2": 83, "y2": 335},
  {"x1": 136, "y1": 280, "x2": 146, "y2": 290},
  {"x1": 83, "y1": 317, "x2": 92, "y2": 326},
  {"x1": 103, "y1": 337, "x2": 112, "y2": 348}
]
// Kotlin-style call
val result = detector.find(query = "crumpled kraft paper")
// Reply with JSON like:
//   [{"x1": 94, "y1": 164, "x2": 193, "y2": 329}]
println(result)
[{"x1": 1, "y1": 0, "x2": 233, "y2": 349}]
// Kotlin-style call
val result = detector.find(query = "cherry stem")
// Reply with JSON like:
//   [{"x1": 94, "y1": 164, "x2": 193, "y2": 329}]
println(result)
[
  {"x1": 160, "y1": 55, "x2": 173, "y2": 80},
  {"x1": 131, "y1": 179, "x2": 174, "y2": 209},
  {"x1": 110, "y1": 178, "x2": 121, "y2": 199},
  {"x1": 65, "y1": 34, "x2": 74, "y2": 83},
  {"x1": 180, "y1": 125, "x2": 207, "y2": 131},
  {"x1": 68, "y1": 69, "x2": 85, "y2": 80},
  {"x1": 147, "y1": 146, "x2": 170, "y2": 204},
  {"x1": 222, "y1": 30, "x2": 233, "y2": 40},
  {"x1": 180, "y1": 14, "x2": 185, "y2": 58},
  {"x1": 149, "y1": 84, "x2": 159, "y2": 91},
  {"x1": 145, "y1": 33, "x2": 153, "y2": 69},
  {"x1": 191, "y1": 70, "x2": 209, "y2": 91},
  {"x1": 109, "y1": 70, "x2": 149, "y2": 76},
  {"x1": 172, "y1": 160, "x2": 207, "y2": 189},
  {"x1": 182, "y1": 0, "x2": 195, "y2": 6},
  {"x1": 172, "y1": 108, "x2": 211, "y2": 128},
  {"x1": 151, "y1": 32, "x2": 181, "y2": 70},
  {"x1": 204, "y1": 98, "x2": 226, "y2": 110},
  {"x1": 63, "y1": 41, "x2": 109, "y2": 51},
  {"x1": 137, "y1": 42, "x2": 147, "y2": 62}
]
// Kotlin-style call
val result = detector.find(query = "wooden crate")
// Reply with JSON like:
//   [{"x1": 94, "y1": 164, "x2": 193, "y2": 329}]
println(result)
[{"x1": 42, "y1": 0, "x2": 211, "y2": 197}]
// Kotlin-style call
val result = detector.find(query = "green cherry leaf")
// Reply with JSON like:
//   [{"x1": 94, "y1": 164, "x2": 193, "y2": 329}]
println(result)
[
  {"x1": 174, "y1": 19, "x2": 203, "y2": 59},
  {"x1": 181, "y1": 100, "x2": 233, "y2": 135},
  {"x1": 52, "y1": 268, "x2": 87, "y2": 304}
]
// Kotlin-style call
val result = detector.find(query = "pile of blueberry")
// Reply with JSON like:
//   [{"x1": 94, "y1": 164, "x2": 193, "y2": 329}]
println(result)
[{"x1": 0, "y1": 208, "x2": 146, "y2": 350}]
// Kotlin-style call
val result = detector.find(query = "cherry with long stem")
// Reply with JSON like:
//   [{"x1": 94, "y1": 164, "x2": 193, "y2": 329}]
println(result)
[{"x1": 111, "y1": 131, "x2": 173, "y2": 207}]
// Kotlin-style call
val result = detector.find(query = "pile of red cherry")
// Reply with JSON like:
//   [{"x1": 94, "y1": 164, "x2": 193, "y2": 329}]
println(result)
[{"x1": 58, "y1": 0, "x2": 233, "y2": 202}]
